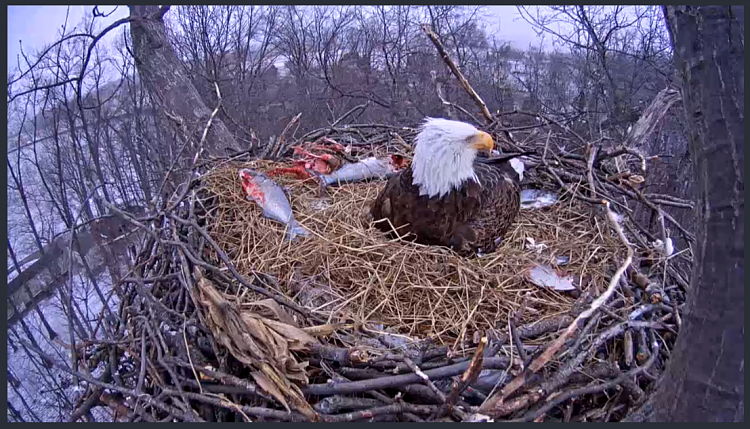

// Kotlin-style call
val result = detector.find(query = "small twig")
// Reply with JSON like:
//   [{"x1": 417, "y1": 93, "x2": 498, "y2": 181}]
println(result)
[
  {"x1": 541, "y1": 320, "x2": 663, "y2": 396},
  {"x1": 271, "y1": 112, "x2": 302, "y2": 159},
  {"x1": 540, "y1": 131, "x2": 601, "y2": 205},
  {"x1": 135, "y1": 334, "x2": 147, "y2": 394},
  {"x1": 564, "y1": 312, "x2": 602, "y2": 359},
  {"x1": 101, "y1": 200, "x2": 161, "y2": 243},
  {"x1": 586, "y1": 144, "x2": 599, "y2": 198},
  {"x1": 402, "y1": 357, "x2": 447, "y2": 403},
  {"x1": 509, "y1": 295, "x2": 530, "y2": 367},
  {"x1": 450, "y1": 102, "x2": 483, "y2": 126},
  {"x1": 498, "y1": 109, "x2": 588, "y2": 145},
  {"x1": 314, "y1": 396, "x2": 383, "y2": 414},
  {"x1": 167, "y1": 358, "x2": 270, "y2": 401},
  {"x1": 161, "y1": 389, "x2": 303, "y2": 422},
  {"x1": 624, "y1": 329, "x2": 635, "y2": 368},
  {"x1": 508, "y1": 317, "x2": 528, "y2": 368},
  {"x1": 322, "y1": 403, "x2": 441, "y2": 422},
  {"x1": 441, "y1": 336, "x2": 487, "y2": 418},
  {"x1": 182, "y1": 318, "x2": 202, "y2": 394},
  {"x1": 193, "y1": 82, "x2": 222, "y2": 165},
  {"x1": 151, "y1": 134, "x2": 191, "y2": 210},
  {"x1": 325, "y1": 373, "x2": 424, "y2": 422},
  {"x1": 331, "y1": 102, "x2": 370, "y2": 128}
]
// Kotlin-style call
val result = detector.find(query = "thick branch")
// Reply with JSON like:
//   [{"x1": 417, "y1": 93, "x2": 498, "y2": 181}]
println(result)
[{"x1": 421, "y1": 25, "x2": 493, "y2": 124}]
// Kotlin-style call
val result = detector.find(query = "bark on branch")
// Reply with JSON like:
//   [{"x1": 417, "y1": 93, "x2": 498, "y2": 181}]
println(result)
[
  {"x1": 626, "y1": 5, "x2": 744, "y2": 422},
  {"x1": 621, "y1": 85, "x2": 682, "y2": 150},
  {"x1": 421, "y1": 25, "x2": 493, "y2": 124}
]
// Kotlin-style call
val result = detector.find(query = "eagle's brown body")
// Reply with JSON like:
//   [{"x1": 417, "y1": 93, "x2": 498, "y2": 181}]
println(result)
[{"x1": 370, "y1": 158, "x2": 522, "y2": 255}]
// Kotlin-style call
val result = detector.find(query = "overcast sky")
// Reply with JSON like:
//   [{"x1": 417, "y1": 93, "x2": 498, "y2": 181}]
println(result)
[
  {"x1": 7, "y1": 6, "x2": 121, "y2": 72},
  {"x1": 7, "y1": 5, "x2": 545, "y2": 74}
]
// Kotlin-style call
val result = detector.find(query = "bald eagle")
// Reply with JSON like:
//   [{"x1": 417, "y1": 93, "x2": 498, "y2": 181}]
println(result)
[{"x1": 370, "y1": 118, "x2": 528, "y2": 256}]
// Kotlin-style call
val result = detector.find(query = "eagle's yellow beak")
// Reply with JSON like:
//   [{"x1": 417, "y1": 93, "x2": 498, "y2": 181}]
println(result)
[{"x1": 469, "y1": 131, "x2": 494, "y2": 152}]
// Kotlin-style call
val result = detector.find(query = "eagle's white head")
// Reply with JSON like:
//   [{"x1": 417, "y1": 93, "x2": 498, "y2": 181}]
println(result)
[{"x1": 411, "y1": 117, "x2": 495, "y2": 198}]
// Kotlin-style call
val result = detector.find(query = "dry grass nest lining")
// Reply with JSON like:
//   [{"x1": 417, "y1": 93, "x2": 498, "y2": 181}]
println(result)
[{"x1": 201, "y1": 159, "x2": 627, "y2": 349}]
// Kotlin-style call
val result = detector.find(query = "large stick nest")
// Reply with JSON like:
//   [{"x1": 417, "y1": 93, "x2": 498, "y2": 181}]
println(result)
[{"x1": 70, "y1": 119, "x2": 693, "y2": 423}]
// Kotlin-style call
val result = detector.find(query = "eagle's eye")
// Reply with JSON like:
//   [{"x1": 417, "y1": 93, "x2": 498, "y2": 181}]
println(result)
[{"x1": 467, "y1": 131, "x2": 494, "y2": 154}]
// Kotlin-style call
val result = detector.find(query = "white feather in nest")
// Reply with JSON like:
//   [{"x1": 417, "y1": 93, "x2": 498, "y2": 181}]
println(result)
[
  {"x1": 525, "y1": 237, "x2": 548, "y2": 253},
  {"x1": 527, "y1": 264, "x2": 577, "y2": 292},
  {"x1": 310, "y1": 199, "x2": 331, "y2": 212},
  {"x1": 652, "y1": 238, "x2": 675, "y2": 257},
  {"x1": 520, "y1": 189, "x2": 559, "y2": 209},
  {"x1": 465, "y1": 413, "x2": 494, "y2": 423}
]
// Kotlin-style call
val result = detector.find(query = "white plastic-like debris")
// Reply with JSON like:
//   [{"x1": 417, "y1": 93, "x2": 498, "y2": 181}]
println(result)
[
  {"x1": 528, "y1": 264, "x2": 577, "y2": 292},
  {"x1": 465, "y1": 413, "x2": 495, "y2": 423},
  {"x1": 525, "y1": 237, "x2": 548, "y2": 253},
  {"x1": 310, "y1": 199, "x2": 331, "y2": 211},
  {"x1": 509, "y1": 158, "x2": 525, "y2": 181},
  {"x1": 553, "y1": 255, "x2": 571, "y2": 266},
  {"x1": 653, "y1": 238, "x2": 675, "y2": 257},
  {"x1": 664, "y1": 238, "x2": 674, "y2": 256},
  {"x1": 610, "y1": 210, "x2": 625, "y2": 226},
  {"x1": 521, "y1": 189, "x2": 559, "y2": 209}
]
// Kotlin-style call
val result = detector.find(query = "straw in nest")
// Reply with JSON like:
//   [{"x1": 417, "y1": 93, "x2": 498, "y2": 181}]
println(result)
[{"x1": 200, "y1": 160, "x2": 626, "y2": 351}]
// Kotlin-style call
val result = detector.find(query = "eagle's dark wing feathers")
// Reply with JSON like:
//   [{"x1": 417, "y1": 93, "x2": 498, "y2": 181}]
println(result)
[
  {"x1": 371, "y1": 167, "x2": 466, "y2": 246},
  {"x1": 370, "y1": 161, "x2": 520, "y2": 256},
  {"x1": 465, "y1": 162, "x2": 521, "y2": 253}
]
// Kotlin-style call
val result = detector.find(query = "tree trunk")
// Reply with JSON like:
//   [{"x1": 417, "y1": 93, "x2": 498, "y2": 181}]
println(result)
[
  {"x1": 627, "y1": 5, "x2": 744, "y2": 422},
  {"x1": 128, "y1": 5, "x2": 242, "y2": 158}
]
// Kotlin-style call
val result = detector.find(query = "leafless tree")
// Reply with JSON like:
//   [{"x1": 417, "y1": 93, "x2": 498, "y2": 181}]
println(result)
[{"x1": 7, "y1": 8, "x2": 162, "y2": 421}]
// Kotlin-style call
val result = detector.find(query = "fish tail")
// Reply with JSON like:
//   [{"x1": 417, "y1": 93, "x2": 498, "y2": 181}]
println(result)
[{"x1": 284, "y1": 220, "x2": 310, "y2": 242}]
